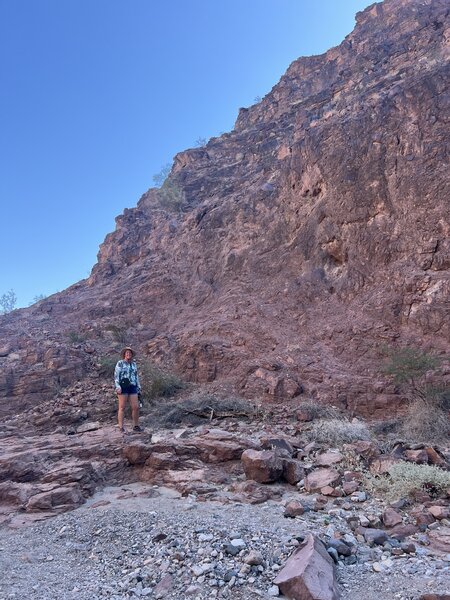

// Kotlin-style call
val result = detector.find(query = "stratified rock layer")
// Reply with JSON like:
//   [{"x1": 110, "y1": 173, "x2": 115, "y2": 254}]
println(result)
[{"x1": 1, "y1": 0, "x2": 449, "y2": 418}]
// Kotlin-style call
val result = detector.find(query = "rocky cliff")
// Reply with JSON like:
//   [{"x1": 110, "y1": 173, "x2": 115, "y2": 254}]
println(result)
[{"x1": 1, "y1": 0, "x2": 449, "y2": 419}]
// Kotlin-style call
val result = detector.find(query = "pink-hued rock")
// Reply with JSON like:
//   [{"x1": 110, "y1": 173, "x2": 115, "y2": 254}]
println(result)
[
  {"x1": 342, "y1": 480, "x2": 360, "y2": 495},
  {"x1": 273, "y1": 533, "x2": 340, "y2": 600},
  {"x1": 261, "y1": 436, "x2": 296, "y2": 456},
  {"x1": 282, "y1": 459, "x2": 305, "y2": 485},
  {"x1": 404, "y1": 449, "x2": 429, "y2": 464},
  {"x1": 427, "y1": 527, "x2": 450, "y2": 554},
  {"x1": 345, "y1": 441, "x2": 380, "y2": 461},
  {"x1": 123, "y1": 441, "x2": 153, "y2": 465},
  {"x1": 315, "y1": 451, "x2": 344, "y2": 467},
  {"x1": 424, "y1": 447, "x2": 447, "y2": 467},
  {"x1": 321, "y1": 485, "x2": 341, "y2": 497},
  {"x1": 389, "y1": 524, "x2": 419, "y2": 540},
  {"x1": 411, "y1": 506, "x2": 435, "y2": 527},
  {"x1": 304, "y1": 468, "x2": 341, "y2": 493},
  {"x1": 382, "y1": 508, "x2": 403, "y2": 527},
  {"x1": 369, "y1": 456, "x2": 400, "y2": 475},
  {"x1": 25, "y1": 484, "x2": 84, "y2": 512},
  {"x1": 153, "y1": 574, "x2": 174, "y2": 597},
  {"x1": 428, "y1": 505, "x2": 450, "y2": 520},
  {"x1": 241, "y1": 449, "x2": 284, "y2": 483},
  {"x1": 284, "y1": 500, "x2": 305, "y2": 518},
  {"x1": 230, "y1": 480, "x2": 280, "y2": 505}
]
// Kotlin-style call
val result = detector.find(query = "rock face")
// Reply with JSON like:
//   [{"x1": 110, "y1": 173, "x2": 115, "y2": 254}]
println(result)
[{"x1": 1, "y1": 0, "x2": 449, "y2": 418}]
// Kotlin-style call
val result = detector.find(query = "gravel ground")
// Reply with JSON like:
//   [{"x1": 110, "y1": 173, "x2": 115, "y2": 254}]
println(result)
[{"x1": 0, "y1": 484, "x2": 448, "y2": 600}]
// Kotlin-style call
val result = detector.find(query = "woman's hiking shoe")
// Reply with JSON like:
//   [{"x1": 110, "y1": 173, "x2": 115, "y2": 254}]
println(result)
[
  {"x1": 133, "y1": 425, "x2": 143, "y2": 433},
  {"x1": 119, "y1": 426, "x2": 126, "y2": 433}
]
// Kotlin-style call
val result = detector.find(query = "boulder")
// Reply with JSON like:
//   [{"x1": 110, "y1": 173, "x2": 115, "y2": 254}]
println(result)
[
  {"x1": 261, "y1": 437, "x2": 295, "y2": 456},
  {"x1": 123, "y1": 441, "x2": 153, "y2": 465},
  {"x1": 382, "y1": 508, "x2": 403, "y2": 527},
  {"x1": 282, "y1": 459, "x2": 305, "y2": 485},
  {"x1": 241, "y1": 449, "x2": 284, "y2": 483},
  {"x1": 342, "y1": 480, "x2": 359, "y2": 495},
  {"x1": 315, "y1": 451, "x2": 343, "y2": 467},
  {"x1": 26, "y1": 483, "x2": 84, "y2": 512},
  {"x1": 284, "y1": 500, "x2": 305, "y2": 518},
  {"x1": 273, "y1": 533, "x2": 340, "y2": 600},
  {"x1": 404, "y1": 449, "x2": 429, "y2": 464},
  {"x1": 304, "y1": 468, "x2": 340, "y2": 493},
  {"x1": 428, "y1": 505, "x2": 450, "y2": 520},
  {"x1": 358, "y1": 527, "x2": 388, "y2": 546}
]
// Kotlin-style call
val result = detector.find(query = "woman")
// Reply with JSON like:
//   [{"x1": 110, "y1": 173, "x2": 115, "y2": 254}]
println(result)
[{"x1": 114, "y1": 346, "x2": 142, "y2": 433}]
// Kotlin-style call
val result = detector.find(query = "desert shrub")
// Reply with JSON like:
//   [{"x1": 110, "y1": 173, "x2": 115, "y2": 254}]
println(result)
[
  {"x1": 98, "y1": 355, "x2": 117, "y2": 378},
  {"x1": 370, "y1": 418, "x2": 401, "y2": 436},
  {"x1": 307, "y1": 418, "x2": 371, "y2": 446},
  {"x1": 150, "y1": 393, "x2": 256, "y2": 428},
  {"x1": 297, "y1": 400, "x2": 341, "y2": 421},
  {"x1": 67, "y1": 331, "x2": 86, "y2": 343},
  {"x1": 152, "y1": 164, "x2": 185, "y2": 212},
  {"x1": 383, "y1": 347, "x2": 441, "y2": 387},
  {"x1": 139, "y1": 360, "x2": 184, "y2": 403},
  {"x1": 382, "y1": 347, "x2": 449, "y2": 444},
  {"x1": 401, "y1": 397, "x2": 449, "y2": 444},
  {"x1": 0, "y1": 289, "x2": 17, "y2": 314},
  {"x1": 369, "y1": 461, "x2": 450, "y2": 501},
  {"x1": 105, "y1": 323, "x2": 129, "y2": 344},
  {"x1": 28, "y1": 294, "x2": 46, "y2": 306}
]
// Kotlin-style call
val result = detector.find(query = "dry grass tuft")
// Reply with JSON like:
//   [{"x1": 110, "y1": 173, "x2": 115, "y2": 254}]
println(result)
[
  {"x1": 401, "y1": 399, "x2": 449, "y2": 445},
  {"x1": 296, "y1": 400, "x2": 341, "y2": 421},
  {"x1": 306, "y1": 418, "x2": 371, "y2": 446},
  {"x1": 148, "y1": 393, "x2": 256, "y2": 428}
]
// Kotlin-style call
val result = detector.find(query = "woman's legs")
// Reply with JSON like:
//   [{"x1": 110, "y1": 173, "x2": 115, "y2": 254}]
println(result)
[
  {"x1": 129, "y1": 394, "x2": 139, "y2": 427},
  {"x1": 117, "y1": 394, "x2": 128, "y2": 429}
]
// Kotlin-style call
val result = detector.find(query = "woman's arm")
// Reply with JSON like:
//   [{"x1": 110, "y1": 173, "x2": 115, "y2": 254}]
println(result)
[{"x1": 114, "y1": 360, "x2": 122, "y2": 390}]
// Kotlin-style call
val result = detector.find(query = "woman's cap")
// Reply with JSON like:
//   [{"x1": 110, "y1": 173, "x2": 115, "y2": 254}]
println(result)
[{"x1": 121, "y1": 347, "x2": 135, "y2": 358}]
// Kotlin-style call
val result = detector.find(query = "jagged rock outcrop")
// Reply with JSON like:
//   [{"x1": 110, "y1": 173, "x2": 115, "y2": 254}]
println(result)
[{"x1": 0, "y1": 0, "x2": 449, "y2": 418}]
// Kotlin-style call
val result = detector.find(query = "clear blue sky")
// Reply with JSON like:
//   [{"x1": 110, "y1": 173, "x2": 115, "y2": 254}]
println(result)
[{"x1": 0, "y1": 0, "x2": 371, "y2": 308}]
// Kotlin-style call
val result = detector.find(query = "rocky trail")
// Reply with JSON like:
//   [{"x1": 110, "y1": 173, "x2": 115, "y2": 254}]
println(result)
[
  {"x1": 1, "y1": 482, "x2": 449, "y2": 600},
  {"x1": 1, "y1": 398, "x2": 449, "y2": 600}
]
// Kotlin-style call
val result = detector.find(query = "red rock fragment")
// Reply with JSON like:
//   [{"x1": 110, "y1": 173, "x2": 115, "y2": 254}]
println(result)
[
  {"x1": 273, "y1": 533, "x2": 340, "y2": 600},
  {"x1": 123, "y1": 441, "x2": 152, "y2": 465},
  {"x1": 304, "y1": 468, "x2": 341, "y2": 493},
  {"x1": 342, "y1": 481, "x2": 359, "y2": 495},
  {"x1": 241, "y1": 449, "x2": 284, "y2": 483},
  {"x1": 404, "y1": 449, "x2": 429, "y2": 464},
  {"x1": 428, "y1": 506, "x2": 450, "y2": 520},
  {"x1": 382, "y1": 508, "x2": 403, "y2": 527},
  {"x1": 284, "y1": 500, "x2": 305, "y2": 518},
  {"x1": 282, "y1": 459, "x2": 305, "y2": 485}
]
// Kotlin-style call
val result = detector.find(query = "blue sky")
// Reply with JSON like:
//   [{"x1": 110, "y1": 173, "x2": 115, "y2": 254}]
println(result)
[{"x1": 0, "y1": 0, "x2": 371, "y2": 308}]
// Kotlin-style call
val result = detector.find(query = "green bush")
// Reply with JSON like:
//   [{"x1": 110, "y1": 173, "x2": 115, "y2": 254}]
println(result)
[
  {"x1": 139, "y1": 360, "x2": 184, "y2": 403},
  {"x1": 152, "y1": 164, "x2": 185, "y2": 213},
  {"x1": 382, "y1": 347, "x2": 449, "y2": 443},
  {"x1": 67, "y1": 331, "x2": 86, "y2": 343},
  {"x1": 370, "y1": 461, "x2": 450, "y2": 501},
  {"x1": 105, "y1": 323, "x2": 129, "y2": 344},
  {"x1": 0, "y1": 289, "x2": 17, "y2": 314},
  {"x1": 98, "y1": 355, "x2": 117, "y2": 378}
]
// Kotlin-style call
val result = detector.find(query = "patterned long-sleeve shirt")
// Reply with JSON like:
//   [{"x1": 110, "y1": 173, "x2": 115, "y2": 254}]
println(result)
[{"x1": 114, "y1": 360, "x2": 141, "y2": 392}]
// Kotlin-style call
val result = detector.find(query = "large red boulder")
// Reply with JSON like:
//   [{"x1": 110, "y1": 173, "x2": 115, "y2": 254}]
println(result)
[
  {"x1": 273, "y1": 533, "x2": 340, "y2": 599},
  {"x1": 241, "y1": 449, "x2": 284, "y2": 483}
]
